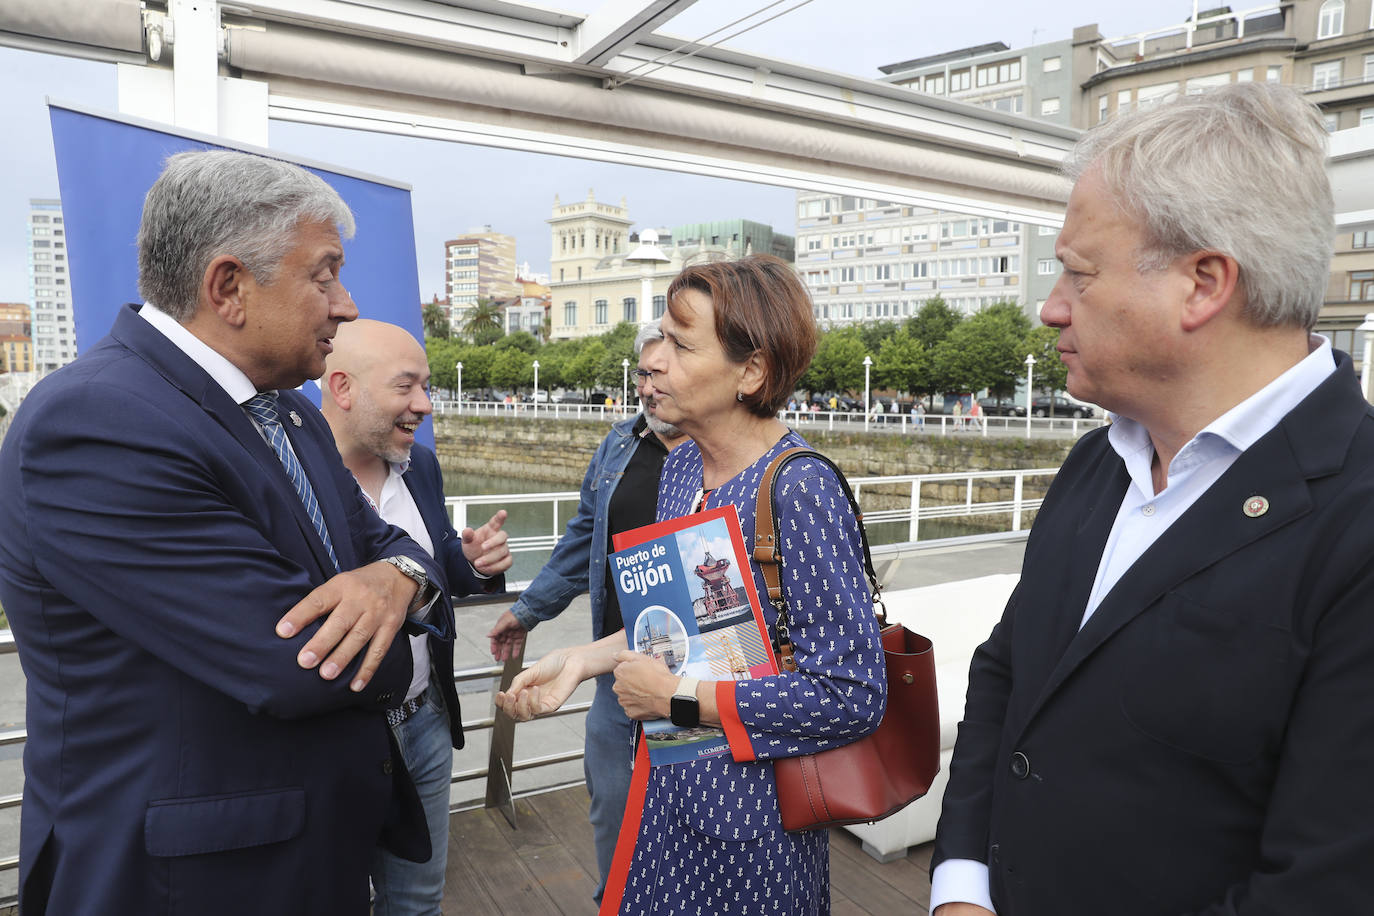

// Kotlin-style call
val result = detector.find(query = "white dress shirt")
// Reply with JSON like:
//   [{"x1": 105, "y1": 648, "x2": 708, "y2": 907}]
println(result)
[
  {"x1": 930, "y1": 336, "x2": 1337, "y2": 914},
  {"x1": 365, "y1": 463, "x2": 436, "y2": 704}
]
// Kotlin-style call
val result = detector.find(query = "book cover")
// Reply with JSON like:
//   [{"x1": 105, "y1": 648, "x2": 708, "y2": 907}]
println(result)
[{"x1": 610, "y1": 504, "x2": 779, "y2": 766}]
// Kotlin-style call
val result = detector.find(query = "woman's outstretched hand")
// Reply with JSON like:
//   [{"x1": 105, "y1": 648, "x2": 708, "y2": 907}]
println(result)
[{"x1": 496, "y1": 648, "x2": 582, "y2": 721}]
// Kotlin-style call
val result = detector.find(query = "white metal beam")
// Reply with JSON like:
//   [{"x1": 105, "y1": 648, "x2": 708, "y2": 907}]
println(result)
[
  {"x1": 170, "y1": 0, "x2": 222, "y2": 134},
  {"x1": 570, "y1": 0, "x2": 697, "y2": 67}
]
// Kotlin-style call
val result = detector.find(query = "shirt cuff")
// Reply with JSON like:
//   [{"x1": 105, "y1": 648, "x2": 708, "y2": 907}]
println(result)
[
  {"x1": 929, "y1": 859, "x2": 996, "y2": 914},
  {"x1": 468, "y1": 559, "x2": 493, "y2": 580}
]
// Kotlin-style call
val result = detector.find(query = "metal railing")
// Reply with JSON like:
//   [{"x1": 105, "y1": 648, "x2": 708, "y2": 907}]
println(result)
[{"x1": 431, "y1": 399, "x2": 1105, "y2": 439}]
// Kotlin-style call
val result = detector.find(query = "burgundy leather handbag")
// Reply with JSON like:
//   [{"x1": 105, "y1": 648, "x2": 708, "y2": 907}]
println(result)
[{"x1": 753, "y1": 447, "x2": 941, "y2": 831}]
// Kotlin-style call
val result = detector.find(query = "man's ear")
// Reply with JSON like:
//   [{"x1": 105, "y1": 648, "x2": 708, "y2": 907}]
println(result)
[
  {"x1": 203, "y1": 255, "x2": 250, "y2": 327},
  {"x1": 324, "y1": 369, "x2": 353, "y2": 410},
  {"x1": 1180, "y1": 251, "x2": 1241, "y2": 333}
]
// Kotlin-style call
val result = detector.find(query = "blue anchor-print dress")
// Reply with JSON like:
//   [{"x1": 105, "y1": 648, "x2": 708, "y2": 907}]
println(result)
[{"x1": 601, "y1": 430, "x2": 888, "y2": 916}]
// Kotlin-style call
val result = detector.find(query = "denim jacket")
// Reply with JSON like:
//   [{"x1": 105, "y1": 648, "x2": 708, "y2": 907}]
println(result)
[{"x1": 509, "y1": 414, "x2": 643, "y2": 638}]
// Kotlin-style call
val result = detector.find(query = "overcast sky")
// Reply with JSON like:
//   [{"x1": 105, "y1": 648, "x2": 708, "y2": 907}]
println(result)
[{"x1": 0, "y1": 0, "x2": 1178, "y2": 305}]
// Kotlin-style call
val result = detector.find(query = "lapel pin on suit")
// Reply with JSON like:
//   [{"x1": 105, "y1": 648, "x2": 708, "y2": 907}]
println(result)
[
  {"x1": 289, "y1": 411, "x2": 303, "y2": 427},
  {"x1": 1243, "y1": 495, "x2": 1269, "y2": 518}
]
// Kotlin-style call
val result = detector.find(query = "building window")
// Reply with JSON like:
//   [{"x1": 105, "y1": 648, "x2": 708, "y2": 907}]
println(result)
[
  {"x1": 1137, "y1": 82, "x2": 1180, "y2": 109},
  {"x1": 1186, "y1": 73, "x2": 1231, "y2": 95},
  {"x1": 1042, "y1": 56, "x2": 1061, "y2": 73},
  {"x1": 1365, "y1": 54, "x2": 1374, "y2": 81},
  {"x1": 925, "y1": 74, "x2": 945, "y2": 94},
  {"x1": 1361, "y1": 108, "x2": 1374, "y2": 127},
  {"x1": 622, "y1": 297, "x2": 637, "y2": 322},
  {"x1": 1040, "y1": 97, "x2": 1061, "y2": 116},
  {"x1": 563, "y1": 301, "x2": 577, "y2": 325},
  {"x1": 595, "y1": 299, "x2": 608, "y2": 324},
  {"x1": 1267, "y1": 65, "x2": 1283, "y2": 82},
  {"x1": 1350, "y1": 270, "x2": 1374, "y2": 300},
  {"x1": 1353, "y1": 231, "x2": 1372, "y2": 248},
  {"x1": 1323, "y1": 112, "x2": 1340, "y2": 132},
  {"x1": 1313, "y1": 60, "x2": 1342, "y2": 90},
  {"x1": 1318, "y1": 0, "x2": 1344, "y2": 39},
  {"x1": 1098, "y1": 94, "x2": 1108, "y2": 122},
  {"x1": 1037, "y1": 259, "x2": 1058, "y2": 276},
  {"x1": 652, "y1": 295, "x2": 666, "y2": 319},
  {"x1": 1117, "y1": 88, "x2": 1132, "y2": 114},
  {"x1": 949, "y1": 69, "x2": 971, "y2": 92},
  {"x1": 1236, "y1": 68, "x2": 1254, "y2": 82}
]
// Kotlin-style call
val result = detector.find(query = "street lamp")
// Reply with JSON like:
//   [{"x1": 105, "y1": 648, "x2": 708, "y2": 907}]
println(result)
[
  {"x1": 621, "y1": 358, "x2": 630, "y2": 411},
  {"x1": 532, "y1": 359, "x2": 540, "y2": 413},
  {"x1": 625, "y1": 228, "x2": 671, "y2": 324},
  {"x1": 455, "y1": 361, "x2": 463, "y2": 414},
  {"x1": 1024, "y1": 353, "x2": 1036, "y2": 438},
  {"x1": 863, "y1": 355, "x2": 873, "y2": 432},
  {"x1": 1359, "y1": 313, "x2": 1374, "y2": 401}
]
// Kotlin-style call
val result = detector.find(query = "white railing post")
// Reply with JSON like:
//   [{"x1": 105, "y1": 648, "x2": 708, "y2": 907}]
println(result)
[
  {"x1": 1011, "y1": 472, "x2": 1024, "y2": 531},
  {"x1": 909, "y1": 479, "x2": 920, "y2": 542}
]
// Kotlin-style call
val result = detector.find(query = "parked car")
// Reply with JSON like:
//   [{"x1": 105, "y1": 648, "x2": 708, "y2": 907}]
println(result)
[
  {"x1": 1031, "y1": 395, "x2": 1094, "y2": 418},
  {"x1": 978, "y1": 396, "x2": 1025, "y2": 417},
  {"x1": 552, "y1": 391, "x2": 585, "y2": 404},
  {"x1": 588, "y1": 391, "x2": 613, "y2": 406}
]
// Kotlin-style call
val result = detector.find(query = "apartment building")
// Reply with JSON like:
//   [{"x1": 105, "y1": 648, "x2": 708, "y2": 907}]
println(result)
[
  {"x1": 443, "y1": 227, "x2": 520, "y2": 329},
  {"x1": 29, "y1": 199, "x2": 75, "y2": 372}
]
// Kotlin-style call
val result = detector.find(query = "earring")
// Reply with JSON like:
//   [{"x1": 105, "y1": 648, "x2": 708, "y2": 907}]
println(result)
[{"x1": 736, "y1": 392, "x2": 744, "y2": 402}]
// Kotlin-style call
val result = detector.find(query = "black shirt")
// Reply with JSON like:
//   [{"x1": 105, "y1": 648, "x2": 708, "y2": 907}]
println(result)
[{"x1": 601, "y1": 414, "x2": 672, "y2": 639}]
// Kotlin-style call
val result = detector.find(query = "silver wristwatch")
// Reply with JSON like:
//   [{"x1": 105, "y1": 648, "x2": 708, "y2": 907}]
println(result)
[{"x1": 381, "y1": 555, "x2": 429, "y2": 612}]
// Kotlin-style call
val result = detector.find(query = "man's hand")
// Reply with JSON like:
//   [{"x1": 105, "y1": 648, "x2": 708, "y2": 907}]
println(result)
[
  {"x1": 462, "y1": 509, "x2": 511, "y2": 576},
  {"x1": 934, "y1": 905, "x2": 995, "y2": 916},
  {"x1": 274, "y1": 560, "x2": 417, "y2": 692},
  {"x1": 487, "y1": 609, "x2": 528, "y2": 662}
]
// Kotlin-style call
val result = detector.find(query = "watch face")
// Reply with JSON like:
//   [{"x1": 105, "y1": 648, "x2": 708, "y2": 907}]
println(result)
[{"x1": 670, "y1": 694, "x2": 700, "y2": 728}]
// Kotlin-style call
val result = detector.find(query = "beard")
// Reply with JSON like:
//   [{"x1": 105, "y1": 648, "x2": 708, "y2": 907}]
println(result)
[{"x1": 356, "y1": 388, "x2": 417, "y2": 465}]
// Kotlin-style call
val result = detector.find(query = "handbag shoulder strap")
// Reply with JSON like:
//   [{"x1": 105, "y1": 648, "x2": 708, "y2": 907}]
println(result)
[{"x1": 752, "y1": 447, "x2": 887, "y2": 655}]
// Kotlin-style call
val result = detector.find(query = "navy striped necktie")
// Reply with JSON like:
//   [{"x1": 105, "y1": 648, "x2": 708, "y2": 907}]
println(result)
[{"x1": 244, "y1": 392, "x2": 340, "y2": 572}]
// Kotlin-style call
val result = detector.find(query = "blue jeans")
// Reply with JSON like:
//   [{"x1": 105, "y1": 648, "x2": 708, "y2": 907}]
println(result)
[
  {"x1": 372, "y1": 690, "x2": 452, "y2": 916},
  {"x1": 584, "y1": 673, "x2": 635, "y2": 904}
]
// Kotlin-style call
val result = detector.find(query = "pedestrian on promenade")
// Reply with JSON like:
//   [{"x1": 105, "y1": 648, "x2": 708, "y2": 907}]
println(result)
[
  {"x1": 0, "y1": 150, "x2": 446, "y2": 915},
  {"x1": 932, "y1": 82, "x2": 1374, "y2": 915},
  {"x1": 322, "y1": 319, "x2": 511, "y2": 916},
  {"x1": 487, "y1": 320, "x2": 687, "y2": 904},
  {"x1": 497, "y1": 255, "x2": 886, "y2": 916}
]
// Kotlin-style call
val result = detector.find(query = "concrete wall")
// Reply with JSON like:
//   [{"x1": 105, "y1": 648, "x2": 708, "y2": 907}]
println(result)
[{"x1": 432, "y1": 415, "x2": 1077, "y2": 489}]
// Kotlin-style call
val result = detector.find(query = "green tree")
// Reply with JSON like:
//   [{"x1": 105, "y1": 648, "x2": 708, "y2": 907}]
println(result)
[
  {"x1": 452, "y1": 344, "x2": 496, "y2": 394},
  {"x1": 488, "y1": 347, "x2": 533, "y2": 392},
  {"x1": 873, "y1": 328, "x2": 928, "y2": 395},
  {"x1": 929, "y1": 301, "x2": 1031, "y2": 395},
  {"x1": 856, "y1": 320, "x2": 899, "y2": 355},
  {"x1": 422, "y1": 299, "x2": 450, "y2": 339},
  {"x1": 495, "y1": 330, "x2": 540, "y2": 354},
  {"x1": 905, "y1": 296, "x2": 962, "y2": 350},
  {"x1": 1024, "y1": 324, "x2": 1068, "y2": 395},
  {"x1": 565, "y1": 341, "x2": 606, "y2": 394},
  {"x1": 806, "y1": 327, "x2": 867, "y2": 395},
  {"x1": 460, "y1": 298, "x2": 506, "y2": 346}
]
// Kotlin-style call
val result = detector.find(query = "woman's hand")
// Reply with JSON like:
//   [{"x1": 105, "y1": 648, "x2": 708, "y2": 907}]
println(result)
[
  {"x1": 612, "y1": 651, "x2": 680, "y2": 720},
  {"x1": 496, "y1": 648, "x2": 583, "y2": 721}
]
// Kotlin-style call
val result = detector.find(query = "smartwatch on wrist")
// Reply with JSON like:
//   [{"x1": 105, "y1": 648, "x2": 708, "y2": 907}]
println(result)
[{"x1": 670, "y1": 676, "x2": 700, "y2": 727}]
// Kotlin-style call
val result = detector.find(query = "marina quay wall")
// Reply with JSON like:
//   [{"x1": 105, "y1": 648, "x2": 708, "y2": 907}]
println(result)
[{"x1": 432, "y1": 416, "x2": 1076, "y2": 514}]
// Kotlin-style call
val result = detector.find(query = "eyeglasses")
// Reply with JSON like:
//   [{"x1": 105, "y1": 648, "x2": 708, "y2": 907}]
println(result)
[{"x1": 632, "y1": 369, "x2": 654, "y2": 382}]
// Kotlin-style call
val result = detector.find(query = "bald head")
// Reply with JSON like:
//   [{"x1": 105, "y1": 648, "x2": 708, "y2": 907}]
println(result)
[{"x1": 322, "y1": 318, "x2": 432, "y2": 471}]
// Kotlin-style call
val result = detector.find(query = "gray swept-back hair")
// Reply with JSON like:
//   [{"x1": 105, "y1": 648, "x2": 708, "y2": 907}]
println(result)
[
  {"x1": 633, "y1": 319, "x2": 664, "y2": 354},
  {"x1": 1065, "y1": 81, "x2": 1332, "y2": 329},
  {"x1": 137, "y1": 150, "x2": 355, "y2": 321}
]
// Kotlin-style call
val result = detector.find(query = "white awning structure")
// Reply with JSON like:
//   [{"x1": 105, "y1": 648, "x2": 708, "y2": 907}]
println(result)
[{"x1": 0, "y1": 0, "x2": 1080, "y2": 224}]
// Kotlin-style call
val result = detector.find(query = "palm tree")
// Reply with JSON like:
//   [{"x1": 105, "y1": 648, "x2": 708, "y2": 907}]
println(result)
[{"x1": 460, "y1": 298, "x2": 505, "y2": 345}]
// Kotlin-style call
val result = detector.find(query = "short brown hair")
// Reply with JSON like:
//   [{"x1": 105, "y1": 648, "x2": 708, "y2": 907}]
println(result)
[{"x1": 665, "y1": 255, "x2": 818, "y2": 417}]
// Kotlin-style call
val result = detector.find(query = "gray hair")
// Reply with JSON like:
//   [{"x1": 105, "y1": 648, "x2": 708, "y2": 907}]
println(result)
[
  {"x1": 137, "y1": 150, "x2": 356, "y2": 320},
  {"x1": 633, "y1": 319, "x2": 664, "y2": 354},
  {"x1": 1065, "y1": 82, "x2": 1332, "y2": 329}
]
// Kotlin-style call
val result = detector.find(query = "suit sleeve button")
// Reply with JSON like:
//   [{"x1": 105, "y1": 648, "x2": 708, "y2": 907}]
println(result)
[
  {"x1": 1010, "y1": 751, "x2": 1030, "y2": 779},
  {"x1": 382, "y1": 759, "x2": 394, "y2": 775}
]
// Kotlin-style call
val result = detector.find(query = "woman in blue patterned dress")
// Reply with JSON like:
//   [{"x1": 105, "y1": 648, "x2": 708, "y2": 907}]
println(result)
[{"x1": 498, "y1": 255, "x2": 887, "y2": 915}]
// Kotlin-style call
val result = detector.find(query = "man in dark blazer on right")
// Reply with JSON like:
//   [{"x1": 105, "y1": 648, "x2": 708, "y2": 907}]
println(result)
[{"x1": 932, "y1": 83, "x2": 1374, "y2": 914}]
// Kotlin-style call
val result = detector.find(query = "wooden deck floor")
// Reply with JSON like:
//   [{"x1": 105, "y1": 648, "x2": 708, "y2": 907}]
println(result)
[{"x1": 444, "y1": 784, "x2": 933, "y2": 915}]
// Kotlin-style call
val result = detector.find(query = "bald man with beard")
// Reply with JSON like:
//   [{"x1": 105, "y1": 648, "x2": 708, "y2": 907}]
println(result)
[{"x1": 322, "y1": 318, "x2": 510, "y2": 916}]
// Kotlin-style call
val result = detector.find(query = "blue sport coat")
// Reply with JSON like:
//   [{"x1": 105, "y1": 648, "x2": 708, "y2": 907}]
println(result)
[
  {"x1": 400, "y1": 443, "x2": 505, "y2": 748},
  {"x1": 0, "y1": 304, "x2": 448, "y2": 916}
]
